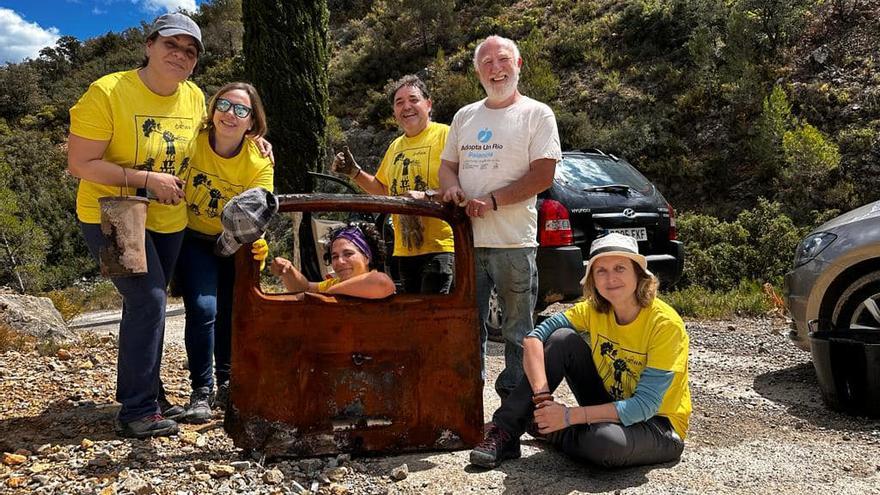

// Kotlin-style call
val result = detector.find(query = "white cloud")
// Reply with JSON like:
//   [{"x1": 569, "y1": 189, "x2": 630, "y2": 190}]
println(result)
[
  {"x1": 0, "y1": 8, "x2": 61, "y2": 64},
  {"x1": 93, "y1": 7, "x2": 108, "y2": 14},
  {"x1": 141, "y1": 0, "x2": 197, "y2": 13}
]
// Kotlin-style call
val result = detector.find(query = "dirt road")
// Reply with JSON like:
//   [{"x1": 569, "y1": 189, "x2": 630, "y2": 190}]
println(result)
[{"x1": 1, "y1": 315, "x2": 879, "y2": 494}]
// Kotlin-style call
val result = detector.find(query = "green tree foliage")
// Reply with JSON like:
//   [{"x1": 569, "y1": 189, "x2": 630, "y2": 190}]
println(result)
[
  {"x1": 518, "y1": 29, "x2": 559, "y2": 103},
  {"x1": 429, "y1": 50, "x2": 484, "y2": 124},
  {"x1": 777, "y1": 122, "x2": 842, "y2": 217},
  {"x1": 678, "y1": 199, "x2": 806, "y2": 290},
  {"x1": 0, "y1": 161, "x2": 50, "y2": 293},
  {"x1": 243, "y1": 0, "x2": 329, "y2": 193},
  {"x1": 751, "y1": 84, "x2": 793, "y2": 175}
]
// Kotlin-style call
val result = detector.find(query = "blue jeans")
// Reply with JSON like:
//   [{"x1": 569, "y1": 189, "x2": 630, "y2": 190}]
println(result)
[
  {"x1": 475, "y1": 247, "x2": 538, "y2": 397},
  {"x1": 80, "y1": 222, "x2": 184, "y2": 423},
  {"x1": 176, "y1": 231, "x2": 235, "y2": 390}
]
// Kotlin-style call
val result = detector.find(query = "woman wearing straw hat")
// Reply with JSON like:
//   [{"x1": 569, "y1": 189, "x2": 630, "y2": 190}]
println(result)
[
  {"x1": 66, "y1": 13, "x2": 270, "y2": 438},
  {"x1": 470, "y1": 233, "x2": 691, "y2": 469}
]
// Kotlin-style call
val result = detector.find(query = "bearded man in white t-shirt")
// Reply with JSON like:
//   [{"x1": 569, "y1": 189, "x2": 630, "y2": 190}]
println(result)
[{"x1": 439, "y1": 35, "x2": 562, "y2": 399}]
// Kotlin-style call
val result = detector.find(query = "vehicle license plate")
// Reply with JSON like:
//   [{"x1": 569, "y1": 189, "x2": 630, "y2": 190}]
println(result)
[{"x1": 608, "y1": 228, "x2": 647, "y2": 241}]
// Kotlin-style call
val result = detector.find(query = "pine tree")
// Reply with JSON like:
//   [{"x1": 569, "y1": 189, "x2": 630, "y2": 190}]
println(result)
[{"x1": 242, "y1": 0, "x2": 329, "y2": 193}]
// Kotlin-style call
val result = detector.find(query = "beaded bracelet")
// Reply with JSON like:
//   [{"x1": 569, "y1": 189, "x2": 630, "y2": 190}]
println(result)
[{"x1": 563, "y1": 407, "x2": 571, "y2": 428}]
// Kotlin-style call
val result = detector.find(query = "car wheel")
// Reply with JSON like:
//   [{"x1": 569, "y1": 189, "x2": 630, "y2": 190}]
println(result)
[
  {"x1": 832, "y1": 271, "x2": 880, "y2": 331},
  {"x1": 487, "y1": 288, "x2": 504, "y2": 343}
]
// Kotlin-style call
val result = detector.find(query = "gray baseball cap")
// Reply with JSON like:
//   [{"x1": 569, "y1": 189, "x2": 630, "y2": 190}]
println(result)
[{"x1": 148, "y1": 12, "x2": 204, "y2": 53}]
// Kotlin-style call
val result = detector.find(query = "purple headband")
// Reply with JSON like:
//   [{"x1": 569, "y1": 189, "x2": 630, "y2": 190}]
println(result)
[{"x1": 330, "y1": 226, "x2": 372, "y2": 261}]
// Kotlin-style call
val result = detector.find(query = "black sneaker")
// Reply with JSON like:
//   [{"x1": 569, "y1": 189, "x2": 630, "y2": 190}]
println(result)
[
  {"x1": 182, "y1": 387, "x2": 212, "y2": 424},
  {"x1": 212, "y1": 380, "x2": 229, "y2": 411},
  {"x1": 469, "y1": 424, "x2": 521, "y2": 468},
  {"x1": 157, "y1": 394, "x2": 186, "y2": 421},
  {"x1": 116, "y1": 414, "x2": 178, "y2": 439}
]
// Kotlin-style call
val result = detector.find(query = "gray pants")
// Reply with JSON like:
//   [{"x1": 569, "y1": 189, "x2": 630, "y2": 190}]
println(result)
[{"x1": 492, "y1": 328, "x2": 685, "y2": 468}]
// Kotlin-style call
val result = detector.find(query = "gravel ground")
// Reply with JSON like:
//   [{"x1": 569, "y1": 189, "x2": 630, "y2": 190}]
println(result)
[{"x1": 2, "y1": 312, "x2": 880, "y2": 494}]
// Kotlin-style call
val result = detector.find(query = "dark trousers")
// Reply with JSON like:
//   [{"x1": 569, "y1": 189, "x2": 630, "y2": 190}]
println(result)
[
  {"x1": 176, "y1": 231, "x2": 235, "y2": 390},
  {"x1": 80, "y1": 222, "x2": 184, "y2": 423},
  {"x1": 397, "y1": 252, "x2": 455, "y2": 294},
  {"x1": 493, "y1": 328, "x2": 685, "y2": 468}
]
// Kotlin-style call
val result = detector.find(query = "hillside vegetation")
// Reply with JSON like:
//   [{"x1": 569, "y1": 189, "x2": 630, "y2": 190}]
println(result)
[{"x1": 0, "y1": 0, "x2": 877, "y2": 300}]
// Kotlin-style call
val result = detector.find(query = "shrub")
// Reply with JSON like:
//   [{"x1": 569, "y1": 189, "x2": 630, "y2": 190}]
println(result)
[
  {"x1": 518, "y1": 29, "x2": 559, "y2": 103},
  {"x1": 677, "y1": 199, "x2": 806, "y2": 291},
  {"x1": 663, "y1": 280, "x2": 772, "y2": 318},
  {"x1": 777, "y1": 122, "x2": 841, "y2": 219},
  {"x1": 0, "y1": 320, "x2": 32, "y2": 353}
]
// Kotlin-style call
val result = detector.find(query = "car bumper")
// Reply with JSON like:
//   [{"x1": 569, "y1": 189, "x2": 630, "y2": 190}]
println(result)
[
  {"x1": 536, "y1": 245, "x2": 586, "y2": 308},
  {"x1": 646, "y1": 240, "x2": 685, "y2": 287},
  {"x1": 783, "y1": 258, "x2": 830, "y2": 352}
]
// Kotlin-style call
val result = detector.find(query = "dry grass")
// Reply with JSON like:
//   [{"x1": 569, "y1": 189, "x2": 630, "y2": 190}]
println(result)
[{"x1": 0, "y1": 321, "x2": 34, "y2": 353}]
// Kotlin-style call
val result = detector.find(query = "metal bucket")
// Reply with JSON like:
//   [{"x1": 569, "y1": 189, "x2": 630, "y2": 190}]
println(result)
[{"x1": 98, "y1": 196, "x2": 150, "y2": 277}]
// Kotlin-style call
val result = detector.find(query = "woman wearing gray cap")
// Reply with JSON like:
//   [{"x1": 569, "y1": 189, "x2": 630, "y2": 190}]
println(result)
[{"x1": 66, "y1": 12, "x2": 208, "y2": 438}]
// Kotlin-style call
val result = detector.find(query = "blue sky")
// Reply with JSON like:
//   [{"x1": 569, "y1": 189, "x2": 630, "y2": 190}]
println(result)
[{"x1": 1, "y1": 0, "x2": 200, "y2": 64}]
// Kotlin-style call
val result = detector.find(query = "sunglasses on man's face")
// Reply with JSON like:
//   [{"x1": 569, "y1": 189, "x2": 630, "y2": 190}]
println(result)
[{"x1": 215, "y1": 98, "x2": 252, "y2": 118}]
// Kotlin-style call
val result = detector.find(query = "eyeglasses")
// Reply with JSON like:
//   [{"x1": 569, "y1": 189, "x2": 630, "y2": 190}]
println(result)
[{"x1": 215, "y1": 98, "x2": 252, "y2": 118}]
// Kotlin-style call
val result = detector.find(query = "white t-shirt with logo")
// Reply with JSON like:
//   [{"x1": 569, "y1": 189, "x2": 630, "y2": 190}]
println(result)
[{"x1": 441, "y1": 96, "x2": 562, "y2": 248}]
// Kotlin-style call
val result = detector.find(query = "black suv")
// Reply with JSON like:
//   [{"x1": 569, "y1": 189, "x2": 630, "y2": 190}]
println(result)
[{"x1": 486, "y1": 149, "x2": 684, "y2": 335}]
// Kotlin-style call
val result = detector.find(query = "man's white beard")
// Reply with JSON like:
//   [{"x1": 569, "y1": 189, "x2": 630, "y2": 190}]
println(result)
[{"x1": 482, "y1": 69, "x2": 519, "y2": 101}]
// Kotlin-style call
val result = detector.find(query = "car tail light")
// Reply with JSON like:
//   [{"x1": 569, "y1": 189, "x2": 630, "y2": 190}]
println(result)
[
  {"x1": 538, "y1": 200, "x2": 573, "y2": 246},
  {"x1": 667, "y1": 202, "x2": 678, "y2": 240}
]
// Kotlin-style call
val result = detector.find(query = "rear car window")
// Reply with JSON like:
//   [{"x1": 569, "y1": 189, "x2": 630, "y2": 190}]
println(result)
[{"x1": 557, "y1": 155, "x2": 653, "y2": 194}]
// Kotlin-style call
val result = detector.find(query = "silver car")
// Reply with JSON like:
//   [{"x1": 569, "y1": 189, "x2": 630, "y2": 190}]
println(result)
[{"x1": 784, "y1": 200, "x2": 880, "y2": 351}]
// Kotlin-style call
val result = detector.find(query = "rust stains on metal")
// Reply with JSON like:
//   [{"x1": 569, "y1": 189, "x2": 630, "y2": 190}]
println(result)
[{"x1": 224, "y1": 194, "x2": 483, "y2": 457}]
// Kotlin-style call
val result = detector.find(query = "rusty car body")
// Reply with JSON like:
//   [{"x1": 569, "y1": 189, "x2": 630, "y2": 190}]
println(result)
[{"x1": 223, "y1": 194, "x2": 483, "y2": 457}]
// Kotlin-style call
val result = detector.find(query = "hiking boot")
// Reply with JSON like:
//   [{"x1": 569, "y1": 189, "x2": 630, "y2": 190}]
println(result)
[
  {"x1": 182, "y1": 387, "x2": 212, "y2": 424},
  {"x1": 212, "y1": 380, "x2": 229, "y2": 411},
  {"x1": 116, "y1": 414, "x2": 178, "y2": 439},
  {"x1": 469, "y1": 424, "x2": 521, "y2": 469},
  {"x1": 157, "y1": 394, "x2": 186, "y2": 421}
]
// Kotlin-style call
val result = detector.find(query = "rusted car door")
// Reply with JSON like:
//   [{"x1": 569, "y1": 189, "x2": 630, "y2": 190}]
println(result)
[{"x1": 224, "y1": 194, "x2": 483, "y2": 457}]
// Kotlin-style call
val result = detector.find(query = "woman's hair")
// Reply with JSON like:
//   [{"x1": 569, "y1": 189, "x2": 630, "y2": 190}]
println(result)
[
  {"x1": 582, "y1": 260, "x2": 658, "y2": 313},
  {"x1": 139, "y1": 32, "x2": 161, "y2": 69},
  {"x1": 323, "y1": 223, "x2": 386, "y2": 271},
  {"x1": 203, "y1": 82, "x2": 269, "y2": 139}
]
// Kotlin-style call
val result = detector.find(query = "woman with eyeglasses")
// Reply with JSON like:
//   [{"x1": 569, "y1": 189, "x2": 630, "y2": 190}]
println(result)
[
  {"x1": 269, "y1": 223, "x2": 396, "y2": 300},
  {"x1": 66, "y1": 13, "x2": 209, "y2": 439},
  {"x1": 174, "y1": 82, "x2": 274, "y2": 422}
]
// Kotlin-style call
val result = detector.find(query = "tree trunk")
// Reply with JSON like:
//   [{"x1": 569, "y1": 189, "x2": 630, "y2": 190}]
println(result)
[
  {"x1": 242, "y1": 0, "x2": 329, "y2": 194},
  {"x1": 1, "y1": 231, "x2": 25, "y2": 293}
]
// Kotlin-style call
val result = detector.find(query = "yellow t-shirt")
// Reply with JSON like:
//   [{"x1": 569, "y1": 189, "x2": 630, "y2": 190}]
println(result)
[
  {"x1": 315, "y1": 277, "x2": 340, "y2": 293},
  {"x1": 375, "y1": 122, "x2": 455, "y2": 257},
  {"x1": 69, "y1": 69, "x2": 206, "y2": 233},
  {"x1": 182, "y1": 131, "x2": 274, "y2": 235},
  {"x1": 563, "y1": 298, "x2": 692, "y2": 439}
]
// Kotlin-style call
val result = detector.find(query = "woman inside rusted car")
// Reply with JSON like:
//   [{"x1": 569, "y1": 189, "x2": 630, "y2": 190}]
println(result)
[
  {"x1": 470, "y1": 233, "x2": 691, "y2": 469},
  {"x1": 268, "y1": 223, "x2": 395, "y2": 299}
]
